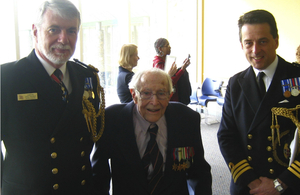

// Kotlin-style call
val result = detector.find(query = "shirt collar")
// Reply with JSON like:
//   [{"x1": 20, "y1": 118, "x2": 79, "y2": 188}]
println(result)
[
  {"x1": 35, "y1": 50, "x2": 67, "y2": 76},
  {"x1": 253, "y1": 55, "x2": 278, "y2": 79}
]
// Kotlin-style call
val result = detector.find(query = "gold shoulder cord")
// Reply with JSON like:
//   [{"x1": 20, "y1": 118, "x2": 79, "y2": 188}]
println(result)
[
  {"x1": 271, "y1": 105, "x2": 300, "y2": 165},
  {"x1": 82, "y1": 65, "x2": 105, "y2": 142}
]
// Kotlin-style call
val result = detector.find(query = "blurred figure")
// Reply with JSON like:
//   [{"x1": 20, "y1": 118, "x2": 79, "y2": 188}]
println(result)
[
  {"x1": 295, "y1": 45, "x2": 300, "y2": 64},
  {"x1": 117, "y1": 44, "x2": 139, "y2": 103},
  {"x1": 153, "y1": 38, "x2": 191, "y2": 105}
]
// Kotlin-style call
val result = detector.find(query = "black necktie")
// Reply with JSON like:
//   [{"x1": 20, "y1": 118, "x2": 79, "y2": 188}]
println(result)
[
  {"x1": 51, "y1": 69, "x2": 68, "y2": 102},
  {"x1": 141, "y1": 124, "x2": 164, "y2": 194},
  {"x1": 257, "y1": 72, "x2": 266, "y2": 99}
]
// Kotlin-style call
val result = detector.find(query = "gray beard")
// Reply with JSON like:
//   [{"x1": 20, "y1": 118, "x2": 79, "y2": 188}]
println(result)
[{"x1": 38, "y1": 42, "x2": 71, "y2": 65}]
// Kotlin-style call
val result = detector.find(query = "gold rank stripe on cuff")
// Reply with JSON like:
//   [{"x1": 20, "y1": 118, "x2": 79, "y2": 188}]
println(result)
[
  {"x1": 230, "y1": 159, "x2": 253, "y2": 183},
  {"x1": 288, "y1": 160, "x2": 300, "y2": 179}
]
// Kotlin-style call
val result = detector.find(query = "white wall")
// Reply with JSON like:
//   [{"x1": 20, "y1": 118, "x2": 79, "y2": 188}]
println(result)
[{"x1": 202, "y1": 0, "x2": 300, "y2": 83}]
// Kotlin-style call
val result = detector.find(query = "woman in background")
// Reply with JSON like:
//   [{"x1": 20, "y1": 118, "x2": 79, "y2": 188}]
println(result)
[
  {"x1": 117, "y1": 44, "x2": 139, "y2": 103},
  {"x1": 153, "y1": 38, "x2": 191, "y2": 105}
]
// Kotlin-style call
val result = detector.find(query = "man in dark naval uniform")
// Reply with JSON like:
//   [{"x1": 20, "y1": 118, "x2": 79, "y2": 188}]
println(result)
[
  {"x1": 218, "y1": 10, "x2": 300, "y2": 195},
  {"x1": 1, "y1": 0, "x2": 105, "y2": 194}
]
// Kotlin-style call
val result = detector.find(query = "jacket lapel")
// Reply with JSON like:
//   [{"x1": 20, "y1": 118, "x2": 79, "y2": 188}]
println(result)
[
  {"x1": 249, "y1": 58, "x2": 289, "y2": 131},
  {"x1": 51, "y1": 62, "x2": 86, "y2": 135},
  {"x1": 238, "y1": 66, "x2": 261, "y2": 113},
  {"x1": 114, "y1": 102, "x2": 149, "y2": 189},
  {"x1": 154, "y1": 104, "x2": 178, "y2": 192},
  {"x1": 24, "y1": 50, "x2": 61, "y2": 106}
]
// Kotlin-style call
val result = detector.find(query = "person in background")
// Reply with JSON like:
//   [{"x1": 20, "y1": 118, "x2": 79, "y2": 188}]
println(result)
[
  {"x1": 93, "y1": 68, "x2": 212, "y2": 195},
  {"x1": 153, "y1": 38, "x2": 192, "y2": 105},
  {"x1": 218, "y1": 9, "x2": 300, "y2": 195},
  {"x1": 1, "y1": 0, "x2": 105, "y2": 194},
  {"x1": 295, "y1": 45, "x2": 300, "y2": 64},
  {"x1": 117, "y1": 43, "x2": 139, "y2": 103}
]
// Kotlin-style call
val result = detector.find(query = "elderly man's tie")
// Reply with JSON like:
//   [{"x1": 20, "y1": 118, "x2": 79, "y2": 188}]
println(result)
[
  {"x1": 51, "y1": 69, "x2": 68, "y2": 102},
  {"x1": 142, "y1": 123, "x2": 164, "y2": 194}
]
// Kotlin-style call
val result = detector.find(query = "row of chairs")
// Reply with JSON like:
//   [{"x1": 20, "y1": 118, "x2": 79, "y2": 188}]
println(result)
[{"x1": 189, "y1": 78, "x2": 225, "y2": 124}]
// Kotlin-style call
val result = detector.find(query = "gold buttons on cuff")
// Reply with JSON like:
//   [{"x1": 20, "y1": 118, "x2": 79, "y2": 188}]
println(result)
[
  {"x1": 248, "y1": 134, "x2": 253, "y2": 139},
  {"x1": 247, "y1": 156, "x2": 252, "y2": 161},
  {"x1": 269, "y1": 169, "x2": 274, "y2": 174},
  {"x1": 81, "y1": 180, "x2": 86, "y2": 185},
  {"x1": 53, "y1": 184, "x2": 59, "y2": 190},
  {"x1": 268, "y1": 157, "x2": 273, "y2": 163},
  {"x1": 50, "y1": 137, "x2": 56, "y2": 144},
  {"x1": 51, "y1": 152, "x2": 57, "y2": 159},
  {"x1": 52, "y1": 168, "x2": 58, "y2": 174},
  {"x1": 81, "y1": 151, "x2": 85, "y2": 157},
  {"x1": 267, "y1": 146, "x2": 272, "y2": 151},
  {"x1": 82, "y1": 165, "x2": 86, "y2": 171},
  {"x1": 247, "y1": 145, "x2": 252, "y2": 150}
]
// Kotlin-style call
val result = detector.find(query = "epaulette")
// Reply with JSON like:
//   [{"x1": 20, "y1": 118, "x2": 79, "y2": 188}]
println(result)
[
  {"x1": 73, "y1": 58, "x2": 99, "y2": 73},
  {"x1": 292, "y1": 62, "x2": 300, "y2": 68}
]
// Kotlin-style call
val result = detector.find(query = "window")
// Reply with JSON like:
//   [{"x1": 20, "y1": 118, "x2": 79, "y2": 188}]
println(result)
[{"x1": 2, "y1": 0, "x2": 197, "y2": 107}]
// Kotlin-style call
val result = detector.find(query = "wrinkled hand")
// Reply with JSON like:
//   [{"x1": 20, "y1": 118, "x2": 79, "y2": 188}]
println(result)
[
  {"x1": 249, "y1": 177, "x2": 280, "y2": 195},
  {"x1": 168, "y1": 61, "x2": 177, "y2": 76},
  {"x1": 181, "y1": 58, "x2": 190, "y2": 72}
]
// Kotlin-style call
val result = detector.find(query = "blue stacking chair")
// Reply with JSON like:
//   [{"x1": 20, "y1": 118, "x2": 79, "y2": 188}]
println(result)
[
  {"x1": 198, "y1": 78, "x2": 223, "y2": 124},
  {"x1": 189, "y1": 83, "x2": 201, "y2": 113}
]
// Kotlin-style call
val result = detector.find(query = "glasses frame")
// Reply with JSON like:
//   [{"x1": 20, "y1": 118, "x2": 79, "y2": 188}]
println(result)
[{"x1": 136, "y1": 90, "x2": 170, "y2": 100}]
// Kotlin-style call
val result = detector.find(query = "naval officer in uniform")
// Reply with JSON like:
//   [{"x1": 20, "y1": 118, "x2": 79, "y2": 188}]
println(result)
[
  {"x1": 1, "y1": 0, "x2": 105, "y2": 194},
  {"x1": 218, "y1": 9, "x2": 300, "y2": 195}
]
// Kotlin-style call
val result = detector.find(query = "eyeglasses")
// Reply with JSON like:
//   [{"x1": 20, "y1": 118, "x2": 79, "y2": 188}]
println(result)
[{"x1": 137, "y1": 90, "x2": 170, "y2": 100}]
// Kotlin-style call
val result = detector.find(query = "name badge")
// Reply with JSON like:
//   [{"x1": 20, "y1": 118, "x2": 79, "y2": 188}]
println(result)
[{"x1": 17, "y1": 93, "x2": 38, "y2": 101}]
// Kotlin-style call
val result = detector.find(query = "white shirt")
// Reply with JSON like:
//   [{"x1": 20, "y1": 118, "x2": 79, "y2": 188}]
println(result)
[
  {"x1": 253, "y1": 55, "x2": 278, "y2": 92},
  {"x1": 133, "y1": 105, "x2": 167, "y2": 176},
  {"x1": 35, "y1": 50, "x2": 72, "y2": 94}
]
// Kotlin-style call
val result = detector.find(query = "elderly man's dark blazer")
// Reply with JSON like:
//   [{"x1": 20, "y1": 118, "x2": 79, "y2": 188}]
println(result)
[
  {"x1": 1, "y1": 50, "x2": 103, "y2": 195},
  {"x1": 93, "y1": 101, "x2": 212, "y2": 195},
  {"x1": 218, "y1": 56, "x2": 300, "y2": 195}
]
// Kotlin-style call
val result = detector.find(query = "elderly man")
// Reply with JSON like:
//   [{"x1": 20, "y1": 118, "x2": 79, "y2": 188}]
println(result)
[
  {"x1": 93, "y1": 68, "x2": 212, "y2": 195},
  {"x1": 1, "y1": 0, "x2": 104, "y2": 194}
]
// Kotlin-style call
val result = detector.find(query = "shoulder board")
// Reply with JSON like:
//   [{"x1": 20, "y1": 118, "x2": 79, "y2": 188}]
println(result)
[
  {"x1": 292, "y1": 62, "x2": 300, "y2": 68},
  {"x1": 73, "y1": 58, "x2": 99, "y2": 73}
]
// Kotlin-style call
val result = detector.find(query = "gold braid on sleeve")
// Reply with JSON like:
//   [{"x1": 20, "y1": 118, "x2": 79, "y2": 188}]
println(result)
[{"x1": 82, "y1": 65, "x2": 105, "y2": 142}]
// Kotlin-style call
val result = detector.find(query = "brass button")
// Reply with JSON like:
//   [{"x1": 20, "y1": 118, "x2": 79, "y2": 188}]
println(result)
[
  {"x1": 247, "y1": 156, "x2": 252, "y2": 161},
  {"x1": 50, "y1": 137, "x2": 56, "y2": 144},
  {"x1": 267, "y1": 146, "x2": 272, "y2": 151},
  {"x1": 51, "y1": 152, "x2": 57, "y2": 159},
  {"x1": 228, "y1": 162, "x2": 234, "y2": 169},
  {"x1": 269, "y1": 169, "x2": 274, "y2": 174},
  {"x1": 53, "y1": 184, "x2": 59, "y2": 190},
  {"x1": 267, "y1": 136, "x2": 272, "y2": 141},
  {"x1": 268, "y1": 157, "x2": 273, "y2": 163},
  {"x1": 247, "y1": 145, "x2": 252, "y2": 150},
  {"x1": 248, "y1": 134, "x2": 253, "y2": 139},
  {"x1": 82, "y1": 165, "x2": 86, "y2": 171},
  {"x1": 80, "y1": 137, "x2": 84, "y2": 142},
  {"x1": 52, "y1": 168, "x2": 58, "y2": 174},
  {"x1": 81, "y1": 151, "x2": 85, "y2": 157},
  {"x1": 81, "y1": 180, "x2": 86, "y2": 185}
]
